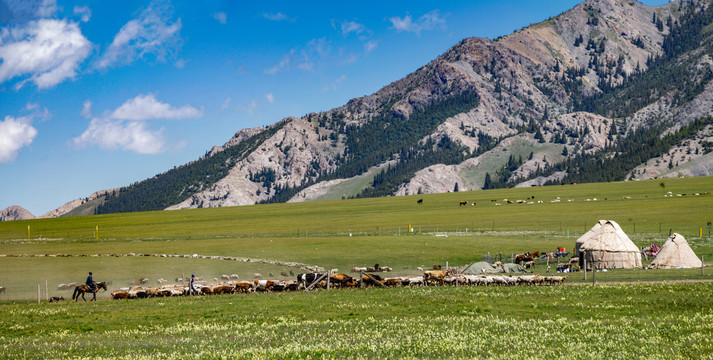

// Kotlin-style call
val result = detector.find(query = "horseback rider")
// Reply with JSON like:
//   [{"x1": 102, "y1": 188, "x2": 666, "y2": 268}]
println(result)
[{"x1": 86, "y1": 272, "x2": 96, "y2": 292}]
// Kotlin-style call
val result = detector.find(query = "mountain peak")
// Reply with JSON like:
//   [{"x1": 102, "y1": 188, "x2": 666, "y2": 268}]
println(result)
[{"x1": 0, "y1": 205, "x2": 36, "y2": 221}]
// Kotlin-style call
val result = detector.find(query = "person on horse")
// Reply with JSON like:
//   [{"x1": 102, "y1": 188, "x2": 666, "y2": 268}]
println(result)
[{"x1": 86, "y1": 272, "x2": 96, "y2": 292}]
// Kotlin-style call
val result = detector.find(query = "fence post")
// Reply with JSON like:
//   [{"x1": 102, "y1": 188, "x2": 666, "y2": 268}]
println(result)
[
  {"x1": 38, "y1": 284, "x2": 41, "y2": 303},
  {"x1": 702, "y1": 256, "x2": 705, "y2": 276},
  {"x1": 592, "y1": 266, "x2": 596, "y2": 285},
  {"x1": 45, "y1": 280, "x2": 48, "y2": 302},
  {"x1": 584, "y1": 257, "x2": 587, "y2": 281},
  {"x1": 360, "y1": 271, "x2": 364, "y2": 288}
]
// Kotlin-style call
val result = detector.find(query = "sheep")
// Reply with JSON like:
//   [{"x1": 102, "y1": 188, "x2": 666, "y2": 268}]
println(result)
[
  {"x1": 221, "y1": 275, "x2": 230, "y2": 281},
  {"x1": 230, "y1": 274, "x2": 240, "y2": 280},
  {"x1": 253, "y1": 273, "x2": 263, "y2": 279},
  {"x1": 545, "y1": 276, "x2": 568, "y2": 285}
]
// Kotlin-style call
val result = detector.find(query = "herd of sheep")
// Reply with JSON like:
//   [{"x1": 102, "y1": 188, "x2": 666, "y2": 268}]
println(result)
[{"x1": 108, "y1": 270, "x2": 568, "y2": 300}]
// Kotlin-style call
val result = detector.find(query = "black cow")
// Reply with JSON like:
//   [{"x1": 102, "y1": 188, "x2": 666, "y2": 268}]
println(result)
[
  {"x1": 417, "y1": 199, "x2": 423, "y2": 205},
  {"x1": 297, "y1": 273, "x2": 325, "y2": 287}
]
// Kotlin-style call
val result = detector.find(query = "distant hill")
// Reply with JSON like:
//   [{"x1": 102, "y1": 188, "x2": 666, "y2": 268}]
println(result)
[
  {"x1": 9, "y1": 0, "x2": 713, "y2": 218},
  {"x1": 0, "y1": 205, "x2": 36, "y2": 221}
]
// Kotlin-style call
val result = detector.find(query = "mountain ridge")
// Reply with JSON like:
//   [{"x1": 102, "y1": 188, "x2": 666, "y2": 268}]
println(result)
[{"x1": 5, "y1": 0, "x2": 713, "y2": 220}]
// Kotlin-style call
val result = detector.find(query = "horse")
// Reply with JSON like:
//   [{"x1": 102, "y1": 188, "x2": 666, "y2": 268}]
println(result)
[
  {"x1": 514, "y1": 251, "x2": 540, "y2": 264},
  {"x1": 72, "y1": 282, "x2": 107, "y2": 302}
]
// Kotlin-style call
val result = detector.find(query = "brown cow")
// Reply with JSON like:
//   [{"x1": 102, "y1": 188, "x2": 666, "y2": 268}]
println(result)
[
  {"x1": 459, "y1": 201, "x2": 468, "y2": 206},
  {"x1": 111, "y1": 290, "x2": 130, "y2": 299},
  {"x1": 234, "y1": 281, "x2": 253, "y2": 293}
]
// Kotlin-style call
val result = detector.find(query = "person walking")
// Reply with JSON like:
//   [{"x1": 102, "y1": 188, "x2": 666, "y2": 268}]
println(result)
[{"x1": 189, "y1": 274, "x2": 196, "y2": 295}]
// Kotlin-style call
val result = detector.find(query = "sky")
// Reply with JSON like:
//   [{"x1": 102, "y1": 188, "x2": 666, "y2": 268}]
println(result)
[{"x1": 0, "y1": 0, "x2": 671, "y2": 216}]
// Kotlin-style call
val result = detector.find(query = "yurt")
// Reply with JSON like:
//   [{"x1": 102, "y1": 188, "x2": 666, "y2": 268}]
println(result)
[
  {"x1": 649, "y1": 233, "x2": 702, "y2": 269},
  {"x1": 576, "y1": 220, "x2": 642, "y2": 270}
]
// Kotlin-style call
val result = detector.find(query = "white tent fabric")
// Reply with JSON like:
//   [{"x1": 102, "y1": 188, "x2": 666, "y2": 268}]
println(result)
[
  {"x1": 649, "y1": 233, "x2": 702, "y2": 269},
  {"x1": 576, "y1": 220, "x2": 642, "y2": 270}
]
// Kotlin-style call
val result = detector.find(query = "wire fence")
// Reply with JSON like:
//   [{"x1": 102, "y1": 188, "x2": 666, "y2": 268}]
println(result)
[{"x1": 2, "y1": 221, "x2": 711, "y2": 245}]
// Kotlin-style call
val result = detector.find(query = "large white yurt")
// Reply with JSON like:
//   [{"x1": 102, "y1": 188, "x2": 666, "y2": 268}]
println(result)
[
  {"x1": 576, "y1": 220, "x2": 642, "y2": 270},
  {"x1": 649, "y1": 233, "x2": 702, "y2": 269}
]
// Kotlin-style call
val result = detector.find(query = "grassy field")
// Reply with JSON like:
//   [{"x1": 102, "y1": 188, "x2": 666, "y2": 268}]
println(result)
[
  {"x1": 0, "y1": 176, "x2": 712, "y2": 301},
  {"x1": 1, "y1": 176, "x2": 713, "y2": 358},
  {"x1": 1, "y1": 282, "x2": 712, "y2": 359}
]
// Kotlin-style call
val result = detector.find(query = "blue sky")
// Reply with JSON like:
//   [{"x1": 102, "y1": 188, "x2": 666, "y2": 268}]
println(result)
[{"x1": 0, "y1": 0, "x2": 670, "y2": 215}]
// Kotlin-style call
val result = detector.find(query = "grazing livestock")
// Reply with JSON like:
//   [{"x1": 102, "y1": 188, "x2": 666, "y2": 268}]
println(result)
[
  {"x1": 234, "y1": 281, "x2": 253, "y2": 293},
  {"x1": 253, "y1": 273, "x2": 263, "y2": 279},
  {"x1": 289, "y1": 270, "x2": 295, "y2": 276},
  {"x1": 230, "y1": 274, "x2": 240, "y2": 280},
  {"x1": 329, "y1": 273, "x2": 354, "y2": 287},
  {"x1": 298, "y1": 273, "x2": 326, "y2": 287},
  {"x1": 459, "y1": 201, "x2": 468, "y2": 206},
  {"x1": 57, "y1": 283, "x2": 70, "y2": 291},
  {"x1": 351, "y1": 267, "x2": 367, "y2": 273},
  {"x1": 417, "y1": 199, "x2": 423, "y2": 205},
  {"x1": 280, "y1": 272, "x2": 289, "y2": 277},
  {"x1": 523, "y1": 261, "x2": 535, "y2": 269},
  {"x1": 221, "y1": 275, "x2": 230, "y2": 281},
  {"x1": 49, "y1": 296, "x2": 64, "y2": 302},
  {"x1": 544, "y1": 276, "x2": 568, "y2": 285},
  {"x1": 111, "y1": 290, "x2": 130, "y2": 300}
]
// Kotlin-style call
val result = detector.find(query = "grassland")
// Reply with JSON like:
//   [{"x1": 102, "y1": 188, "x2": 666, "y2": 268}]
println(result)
[
  {"x1": 1, "y1": 283, "x2": 712, "y2": 359},
  {"x1": 1, "y1": 177, "x2": 713, "y2": 358},
  {"x1": 0, "y1": 176, "x2": 712, "y2": 301}
]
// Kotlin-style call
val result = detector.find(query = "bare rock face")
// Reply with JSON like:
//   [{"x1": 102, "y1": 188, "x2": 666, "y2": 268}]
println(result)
[
  {"x1": 167, "y1": 117, "x2": 343, "y2": 209},
  {"x1": 207, "y1": 126, "x2": 267, "y2": 157},
  {"x1": 0, "y1": 205, "x2": 36, "y2": 221}
]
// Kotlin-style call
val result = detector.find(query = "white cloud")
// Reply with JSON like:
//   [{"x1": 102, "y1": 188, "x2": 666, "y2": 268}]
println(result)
[
  {"x1": 337, "y1": 20, "x2": 365, "y2": 37},
  {"x1": 364, "y1": 39, "x2": 379, "y2": 53},
  {"x1": 213, "y1": 11, "x2": 226, "y2": 24},
  {"x1": 0, "y1": 19, "x2": 91, "y2": 89},
  {"x1": 73, "y1": 94, "x2": 201, "y2": 154},
  {"x1": 388, "y1": 10, "x2": 447, "y2": 35},
  {"x1": 262, "y1": 12, "x2": 291, "y2": 22},
  {"x1": 265, "y1": 93, "x2": 275, "y2": 103},
  {"x1": 110, "y1": 94, "x2": 202, "y2": 121},
  {"x1": 73, "y1": 118, "x2": 165, "y2": 154},
  {"x1": 74, "y1": 6, "x2": 91, "y2": 22},
  {"x1": 97, "y1": 0, "x2": 182, "y2": 69},
  {"x1": 265, "y1": 38, "x2": 333, "y2": 75},
  {"x1": 0, "y1": 115, "x2": 38, "y2": 163},
  {"x1": 81, "y1": 100, "x2": 92, "y2": 119},
  {"x1": 220, "y1": 97, "x2": 232, "y2": 112},
  {"x1": 322, "y1": 75, "x2": 347, "y2": 92},
  {"x1": 0, "y1": 0, "x2": 56, "y2": 21}
]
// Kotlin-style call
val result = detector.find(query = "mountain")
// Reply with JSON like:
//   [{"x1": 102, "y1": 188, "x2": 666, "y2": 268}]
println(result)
[
  {"x1": 0, "y1": 205, "x2": 36, "y2": 221},
  {"x1": 13, "y1": 0, "x2": 713, "y2": 217}
]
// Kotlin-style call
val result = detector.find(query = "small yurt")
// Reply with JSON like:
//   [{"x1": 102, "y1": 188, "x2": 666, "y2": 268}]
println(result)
[
  {"x1": 649, "y1": 233, "x2": 702, "y2": 269},
  {"x1": 576, "y1": 220, "x2": 642, "y2": 270}
]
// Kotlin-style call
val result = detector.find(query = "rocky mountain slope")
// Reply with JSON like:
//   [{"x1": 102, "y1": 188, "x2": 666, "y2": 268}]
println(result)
[
  {"x1": 6, "y1": 0, "x2": 713, "y2": 218},
  {"x1": 0, "y1": 205, "x2": 36, "y2": 221}
]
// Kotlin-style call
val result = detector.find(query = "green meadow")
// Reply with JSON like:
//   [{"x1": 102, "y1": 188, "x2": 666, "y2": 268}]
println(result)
[
  {"x1": 1, "y1": 176, "x2": 712, "y2": 300},
  {"x1": 1, "y1": 176, "x2": 713, "y2": 358}
]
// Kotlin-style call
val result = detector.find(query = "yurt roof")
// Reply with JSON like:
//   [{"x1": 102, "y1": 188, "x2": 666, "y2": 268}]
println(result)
[{"x1": 578, "y1": 220, "x2": 639, "y2": 253}]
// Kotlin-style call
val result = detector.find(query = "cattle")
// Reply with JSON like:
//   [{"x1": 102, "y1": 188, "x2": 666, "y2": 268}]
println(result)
[
  {"x1": 280, "y1": 271, "x2": 289, "y2": 277},
  {"x1": 329, "y1": 273, "x2": 354, "y2": 287},
  {"x1": 221, "y1": 275, "x2": 230, "y2": 281},
  {"x1": 212, "y1": 285, "x2": 236, "y2": 295},
  {"x1": 401, "y1": 276, "x2": 424, "y2": 286},
  {"x1": 424, "y1": 270, "x2": 449, "y2": 285},
  {"x1": 298, "y1": 273, "x2": 325, "y2": 287},
  {"x1": 417, "y1": 199, "x2": 423, "y2": 205},
  {"x1": 384, "y1": 278, "x2": 403, "y2": 287},
  {"x1": 523, "y1": 260, "x2": 535, "y2": 269},
  {"x1": 471, "y1": 202, "x2": 476, "y2": 206},
  {"x1": 49, "y1": 296, "x2": 65, "y2": 302},
  {"x1": 234, "y1": 281, "x2": 253, "y2": 293},
  {"x1": 431, "y1": 264, "x2": 441, "y2": 270},
  {"x1": 254, "y1": 280, "x2": 278, "y2": 292},
  {"x1": 459, "y1": 200, "x2": 468, "y2": 206},
  {"x1": 351, "y1": 267, "x2": 367, "y2": 273},
  {"x1": 361, "y1": 273, "x2": 384, "y2": 286},
  {"x1": 111, "y1": 290, "x2": 130, "y2": 300}
]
